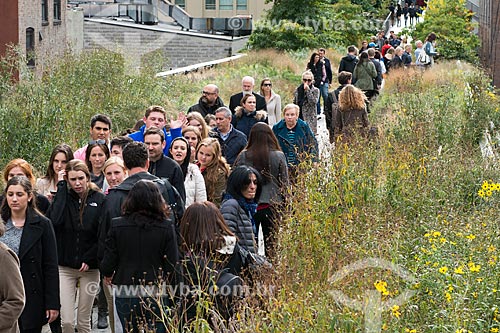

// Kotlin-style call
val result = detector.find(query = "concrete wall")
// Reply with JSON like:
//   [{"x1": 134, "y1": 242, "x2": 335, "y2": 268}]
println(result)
[
  {"x1": 84, "y1": 20, "x2": 249, "y2": 70},
  {"x1": 66, "y1": 7, "x2": 85, "y2": 53}
]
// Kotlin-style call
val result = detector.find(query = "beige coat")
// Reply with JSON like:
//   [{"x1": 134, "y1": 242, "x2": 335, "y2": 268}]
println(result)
[{"x1": 0, "y1": 242, "x2": 25, "y2": 333}]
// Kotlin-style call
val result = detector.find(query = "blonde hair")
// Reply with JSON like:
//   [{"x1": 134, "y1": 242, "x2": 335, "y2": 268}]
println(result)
[
  {"x1": 338, "y1": 84, "x2": 367, "y2": 112},
  {"x1": 103, "y1": 156, "x2": 126, "y2": 173},
  {"x1": 196, "y1": 138, "x2": 230, "y2": 179},
  {"x1": 301, "y1": 70, "x2": 314, "y2": 81},
  {"x1": 187, "y1": 111, "x2": 210, "y2": 139}
]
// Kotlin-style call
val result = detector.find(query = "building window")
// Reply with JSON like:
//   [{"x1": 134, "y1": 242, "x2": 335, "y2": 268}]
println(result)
[
  {"x1": 54, "y1": 0, "x2": 61, "y2": 21},
  {"x1": 175, "y1": 0, "x2": 185, "y2": 9},
  {"x1": 236, "y1": 0, "x2": 247, "y2": 10},
  {"x1": 42, "y1": 0, "x2": 48, "y2": 24},
  {"x1": 220, "y1": 0, "x2": 233, "y2": 10},
  {"x1": 205, "y1": 0, "x2": 216, "y2": 10},
  {"x1": 26, "y1": 28, "x2": 35, "y2": 67}
]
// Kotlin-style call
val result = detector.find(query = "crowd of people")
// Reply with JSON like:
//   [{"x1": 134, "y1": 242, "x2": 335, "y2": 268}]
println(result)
[
  {"x1": 0, "y1": 28, "x2": 440, "y2": 329},
  {"x1": 0, "y1": 74, "x2": 320, "y2": 332}
]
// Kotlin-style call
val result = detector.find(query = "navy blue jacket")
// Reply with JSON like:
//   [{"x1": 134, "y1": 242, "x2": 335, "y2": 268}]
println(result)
[{"x1": 212, "y1": 126, "x2": 247, "y2": 165}]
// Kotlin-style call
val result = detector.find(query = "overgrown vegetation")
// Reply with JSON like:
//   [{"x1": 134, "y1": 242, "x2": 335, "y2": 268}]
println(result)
[
  {"x1": 1, "y1": 46, "x2": 498, "y2": 332},
  {"x1": 235, "y1": 63, "x2": 500, "y2": 332}
]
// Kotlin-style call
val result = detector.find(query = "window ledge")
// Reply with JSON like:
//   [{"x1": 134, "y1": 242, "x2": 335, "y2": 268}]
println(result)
[
  {"x1": 42, "y1": 20, "x2": 49, "y2": 26},
  {"x1": 53, "y1": 20, "x2": 61, "y2": 26}
]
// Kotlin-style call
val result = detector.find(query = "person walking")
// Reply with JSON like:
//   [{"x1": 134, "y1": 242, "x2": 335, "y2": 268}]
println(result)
[{"x1": 293, "y1": 70, "x2": 320, "y2": 135}]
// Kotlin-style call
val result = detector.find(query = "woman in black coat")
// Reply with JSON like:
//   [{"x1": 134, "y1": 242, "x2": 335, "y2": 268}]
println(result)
[
  {"x1": 46, "y1": 160, "x2": 105, "y2": 333},
  {"x1": 100, "y1": 179, "x2": 180, "y2": 333},
  {"x1": 0, "y1": 176, "x2": 60, "y2": 333}
]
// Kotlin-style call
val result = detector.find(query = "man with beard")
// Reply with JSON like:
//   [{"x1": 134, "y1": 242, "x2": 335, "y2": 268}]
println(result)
[{"x1": 187, "y1": 84, "x2": 225, "y2": 117}]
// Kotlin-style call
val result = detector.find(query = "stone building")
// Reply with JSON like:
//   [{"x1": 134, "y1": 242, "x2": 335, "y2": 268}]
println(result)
[
  {"x1": 171, "y1": 0, "x2": 270, "y2": 20},
  {"x1": 0, "y1": 0, "x2": 67, "y2": 72}
]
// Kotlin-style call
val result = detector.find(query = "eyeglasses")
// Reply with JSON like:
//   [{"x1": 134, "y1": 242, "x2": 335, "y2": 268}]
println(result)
[
  {"x1": 303, "y1": 79, "x2": 312, "y2": 82},
  {"x1": 262, "y1": 83, "x2": 272, "y2": 87},
  {"x1": 89, "y1": 139, "x2": 106, "y2": 145},
  {"x1": 202, "y1": 91, "x2": 217, "y2": 95}
]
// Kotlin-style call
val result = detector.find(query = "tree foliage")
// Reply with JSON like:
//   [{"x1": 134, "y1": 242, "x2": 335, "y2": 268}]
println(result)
[
  {"x1": 250, "y1": 0, "x2": 379, "y2": 51},
  {"x1": 411, "y1": 0, "x2": 479, "y2": 63}
]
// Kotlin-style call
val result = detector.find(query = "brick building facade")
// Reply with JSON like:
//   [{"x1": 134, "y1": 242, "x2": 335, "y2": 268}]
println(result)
[{"x1": 0, "y1": 0, "x2": 67, "y2": 72}]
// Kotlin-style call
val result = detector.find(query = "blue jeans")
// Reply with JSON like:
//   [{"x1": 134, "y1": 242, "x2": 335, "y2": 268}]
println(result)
[{"x1": 319, "y1": 82, "x2": 329, "y2": 112}]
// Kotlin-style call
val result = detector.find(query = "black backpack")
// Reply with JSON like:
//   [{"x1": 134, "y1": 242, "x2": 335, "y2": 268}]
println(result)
[{"x1": 153, "y1": 177, "x2": 185, "y2": 225}]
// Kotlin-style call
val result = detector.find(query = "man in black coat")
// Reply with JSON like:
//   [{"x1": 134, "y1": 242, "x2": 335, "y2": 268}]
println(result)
[
  {"x1": 228, "y1": 76, "x2": 266, "y2": 114},
  {"x1": 338, "y1": 45, "x2": 359, "y2": 74},
  {"x1": 143, "y1": 127, "x2": 186, "y2": 201},
  {"x1": 187, "y1": 84, "x2": 225, "y2": 117},
  {"x1": 98, "y1": 142, "x2": 185, "y2": 262}
]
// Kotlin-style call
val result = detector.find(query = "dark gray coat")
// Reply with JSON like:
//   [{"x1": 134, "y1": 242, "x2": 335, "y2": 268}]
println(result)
[{"x1": 220, "y1": 199, "x2": 256, "y2": 254}]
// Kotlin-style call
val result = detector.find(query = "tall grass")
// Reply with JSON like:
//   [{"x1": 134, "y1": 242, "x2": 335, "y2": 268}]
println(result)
[
  {"x1": 237, "y1": 63, "x2": 500, "y2": 332},
  {"x1": 1, "y1": 48, "x2": 498, "y2": 332}
]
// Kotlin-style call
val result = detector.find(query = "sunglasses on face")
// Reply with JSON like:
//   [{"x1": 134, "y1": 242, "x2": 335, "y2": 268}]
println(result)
[
  {"x1": 303, "y1": 79, "x2": 312, "y2": 82},
  {"x1": 262, "y1": 83, "x2": 272, "y2": 87},
  {"x1": 89, "y1": 139, "x2": 106, "y2": 145}
]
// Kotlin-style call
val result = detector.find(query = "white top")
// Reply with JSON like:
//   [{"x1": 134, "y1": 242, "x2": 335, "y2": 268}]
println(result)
[
  {"x1": 265, "y1": 91, "x2": 282, "y2": 127},
  {"x1": 184, "y1": 163, "x2": 207, "y2": 207}
]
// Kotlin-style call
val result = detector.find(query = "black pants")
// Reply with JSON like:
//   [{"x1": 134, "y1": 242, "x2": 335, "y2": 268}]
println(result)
[{"x1": 254, "y1": 206, "x2": 279, "y2": 258}]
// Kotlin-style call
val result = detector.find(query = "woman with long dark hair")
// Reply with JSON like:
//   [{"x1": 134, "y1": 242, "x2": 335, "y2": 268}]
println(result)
[
  {"x1": 234, "y1": 123, "x2": 288, "y2": 256},
  {"x1": 306, "y1": 52, "x2": 326, "y2": 115},
  {"x1": 220, "y1": 166, "x2": 262, "y2": 255},
  {"x1": 100, "y1": 180, "x2": 179, "y2": 333},
  {"x1": 36, "y1": 144, "x2": 74, "y2": 201},
  {"x1": 0, "y1": 176, "x2": 60, "y2": 333},
  {"x1": 46, "y1": 160, "x2": 105, "y2": 333},
  {"x1": 85, "y1": 142, "x2": 110, "y2": 191},
  {"x1": 168, "y1": 137, "x2": 207, "y2": 207},
  {"x1": 179, "y1": 201, "x2": 244, "y2": 323}
]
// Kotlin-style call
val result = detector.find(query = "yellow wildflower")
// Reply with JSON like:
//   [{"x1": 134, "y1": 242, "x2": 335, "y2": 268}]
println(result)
[
  {"x1": 482, "y1": 181, "x2": 489, "y2": 190},
  {"x1": 374, "y1": 280, "x2": 389, "y2": 296},
  {"x1": 488, "y1": 245, "x2": 496, "y2": 252},
  {"x1": 432, "y1": 231, "x2": 441, "y2": 237},
  {"x1": 439, "y1": 266, "x2": 448, "y2": 274},
  {"x1": 487, "y1": 190, "x2": 493, "y2": 196},
  {"x1": 476, "y1": 278, "x2": 483, "y2": 283},
  {"x1": 440, "y1": 237, "x2": 447, "y2": 243},
  {"x1": 478, "y1": 189, "x2": 485, "y2": 198},
  {"x1": 466, "y1": 234, "x2": 476, "y2": 240},
  {"x1": 454, "y1": 266, "x2": 464, "y2": 274},
  {"x1": 391, "y1": 305, "x2": 401, "y2": 318},
  {"x1": 405, "y1": 329, "x2": 417, "y2": 333},
  {"x1": 445, "y1": 292, "x2": 452, "y2": 302},
  {"x1": 468, "y1": 262, "x2": 481, "y2": 273},
  {"x1": 491, "y1": 328, "x2": 499, "y2": 333}
]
